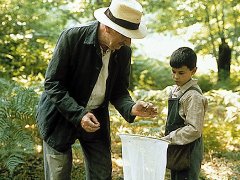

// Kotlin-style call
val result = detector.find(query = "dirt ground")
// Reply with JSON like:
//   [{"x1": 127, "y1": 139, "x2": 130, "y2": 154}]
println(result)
[{"x1": 0, "y1": 150, "x2": 239, "y2": 180}]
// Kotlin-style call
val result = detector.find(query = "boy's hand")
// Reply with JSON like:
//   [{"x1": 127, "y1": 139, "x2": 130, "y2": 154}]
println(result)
[{"x1": 131, "y1": 101, "x2": 158, "y2": 118}]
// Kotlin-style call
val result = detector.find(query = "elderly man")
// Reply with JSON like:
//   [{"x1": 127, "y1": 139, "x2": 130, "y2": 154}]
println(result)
[{"x1": 36, "y1": 0, "x2": 158, "y2": 179}]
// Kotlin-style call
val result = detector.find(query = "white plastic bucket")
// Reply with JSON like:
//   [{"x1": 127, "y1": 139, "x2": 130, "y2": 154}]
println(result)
[{"x1": 119, "y1": 134, "x2": 169, "y2": 180}]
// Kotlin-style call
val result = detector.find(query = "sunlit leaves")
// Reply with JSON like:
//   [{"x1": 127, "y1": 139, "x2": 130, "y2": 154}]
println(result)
[
  {"x1": 203, "y1": 89, "x2": 240, "y2": 153},
  {"x1": 131, "y1": 56, "x2": 173, "y2": 90},
  {"x1": 143, "y1": 0, "x2": 240, "y2": 64},
  {"x1": 0, "y1": 0, "x2": 69, "y2": 78}
]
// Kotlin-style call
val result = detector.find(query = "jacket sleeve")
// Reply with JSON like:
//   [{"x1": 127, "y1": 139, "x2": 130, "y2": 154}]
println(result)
[
  {"x1": 110, "y1": 47, "x2": 136, "y2": 123},
  {"x1": 44, "y1": 29, "x2": 88, "y2": 127}
]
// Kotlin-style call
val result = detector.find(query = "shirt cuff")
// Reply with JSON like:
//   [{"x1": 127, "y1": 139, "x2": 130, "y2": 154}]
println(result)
[{"x1": 160, "y1": 135, "x2": 172, "y2": 143}]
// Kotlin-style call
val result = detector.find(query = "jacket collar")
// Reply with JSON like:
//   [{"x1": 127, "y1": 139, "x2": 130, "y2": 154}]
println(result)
[
  {"x1": 83, "y1": 21, "x2": 103, "y2": 56},
  {"x1": 83, "y1": 20, "x2": 100, "y2": 47}
]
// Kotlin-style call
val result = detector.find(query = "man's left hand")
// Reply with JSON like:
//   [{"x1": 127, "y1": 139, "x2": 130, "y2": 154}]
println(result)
[{"x1": 131, "y1": 101, "x2": 158, "y2": 118}]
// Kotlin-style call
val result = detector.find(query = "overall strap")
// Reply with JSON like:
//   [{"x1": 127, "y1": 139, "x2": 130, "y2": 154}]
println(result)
[{"x1": 178, "y1": 86, "x2": 202, "y2": 100}]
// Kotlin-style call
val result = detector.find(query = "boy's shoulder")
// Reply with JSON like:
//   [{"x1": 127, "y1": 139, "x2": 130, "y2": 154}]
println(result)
[
  {"x1": 186, "y1": 85, "x2": 202, "y2": 94},
  {"x1": 181, "y1": 85, "x2": 207, "y2": 103},
  {"x1": 179, "y1": 79, "x2": 203, "y2": 95}
]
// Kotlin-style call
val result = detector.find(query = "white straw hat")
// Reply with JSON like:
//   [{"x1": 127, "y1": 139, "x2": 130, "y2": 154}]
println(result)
[{"x1": 94, "y1": 0, "x2": 147, "y2": 39}]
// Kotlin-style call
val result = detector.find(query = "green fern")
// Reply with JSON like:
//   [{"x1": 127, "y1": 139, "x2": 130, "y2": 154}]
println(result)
[
  {"x1": 5, "y1": 154, "x2": 25, "y2": 177},
  {"x1": 0, "y1": 78, "x2": 39, "y2": 176}
]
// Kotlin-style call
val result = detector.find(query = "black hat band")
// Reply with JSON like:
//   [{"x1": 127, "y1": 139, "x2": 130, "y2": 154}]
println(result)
[{"x1": 104, "y1": 8, "x2": 140, "y2": 30}]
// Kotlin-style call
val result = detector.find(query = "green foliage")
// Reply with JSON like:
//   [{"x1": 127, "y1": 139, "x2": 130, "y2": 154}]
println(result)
[
  {"x1": 203, "y1": 89, "x2": 240, "y2": 155},
  {"x1": 0, "y1": 0, "x2": 115, "y2": 79},
  {"x1": 0, "y1": 0, "x2": 71, "y2": 78},
  {"x1": 131, "y1": 56, "x2": 173, "y2": 90},
  {"x1": 195, "y1": 72, "x2": 216, "y2": 92},
  {"x1": 145, "y1": 0, "x2": 240, "y2": 58},
  {"x1": 213, "y1": 63, "x2": 240, "y2": 91},
  {"x1": 144, "y1": 0, "x2": 240, "y2": 82},
  {"x1": 0, "y1": 78, "x2": 40, "y2": 177}
]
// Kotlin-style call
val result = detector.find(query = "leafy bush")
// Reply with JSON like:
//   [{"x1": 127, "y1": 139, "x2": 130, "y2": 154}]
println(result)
[
  {"x1": 203, "y1": 90, "x2": 240, "y2": 156},
  {"x1": 131, "y1": 57, "x2": 173, "y2": 90},
  {"x1": 196, "y1": 73, "x2": 215, "y2": 92},
  {"x1": 0, "y1": 78, "x2": 39, "y2": 177}
]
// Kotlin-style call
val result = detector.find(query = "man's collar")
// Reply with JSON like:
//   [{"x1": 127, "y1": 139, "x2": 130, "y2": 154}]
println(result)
[{"x1": 83, "y1": 20, "x2": 99, "y2": 47}]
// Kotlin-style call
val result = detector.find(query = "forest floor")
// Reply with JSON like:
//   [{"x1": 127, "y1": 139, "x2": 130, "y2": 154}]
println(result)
[{"x1": 0, "y1": 140, "x2": 239, "y2": 180}]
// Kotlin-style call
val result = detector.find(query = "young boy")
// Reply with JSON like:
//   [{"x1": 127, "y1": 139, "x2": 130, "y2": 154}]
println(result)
[{"x1": 161, "y1": 47, "x2": 208, "y2": 180}]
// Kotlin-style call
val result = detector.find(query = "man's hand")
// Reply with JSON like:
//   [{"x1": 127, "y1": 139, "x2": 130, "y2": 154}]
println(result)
[
  {"x1": 81, "y1": 112, "x2": 100, "y2": 132},
  {"x1": 131, "y1": 101, "x2": 158, "y2": 118}
]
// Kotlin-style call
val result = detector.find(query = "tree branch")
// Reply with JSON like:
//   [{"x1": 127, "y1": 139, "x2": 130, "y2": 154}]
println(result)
[
  {"x1": 212, "y1": 0, "x2": 224, "y2": 40},
  {"x1": 202, "y1": 1, "x2": 217, "y2": 58}
]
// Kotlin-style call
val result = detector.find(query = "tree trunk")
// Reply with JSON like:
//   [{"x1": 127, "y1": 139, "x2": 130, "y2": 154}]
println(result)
[{"x1": 217, "y1": 39, "x2": 231, "y2": 82}]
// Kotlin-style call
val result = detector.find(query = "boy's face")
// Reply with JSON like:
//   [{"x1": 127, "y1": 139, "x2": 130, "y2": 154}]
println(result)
[{"x1": 171, "y1": 66, "x2": 197, "y2": 86}]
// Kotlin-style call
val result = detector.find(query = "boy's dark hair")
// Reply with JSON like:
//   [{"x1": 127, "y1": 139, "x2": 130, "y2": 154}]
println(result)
[{"x1": 170, "y1": 47, "x2": 197, "y2": 70}]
